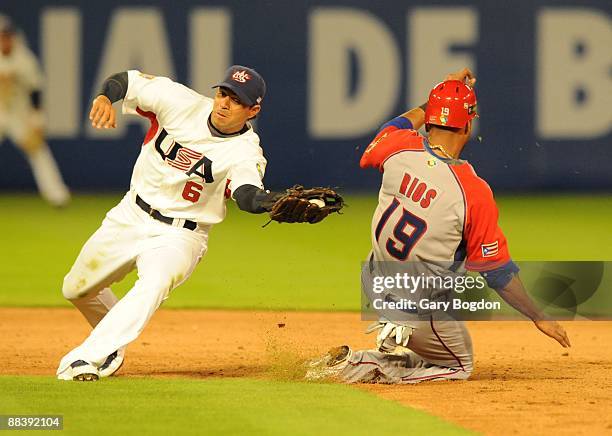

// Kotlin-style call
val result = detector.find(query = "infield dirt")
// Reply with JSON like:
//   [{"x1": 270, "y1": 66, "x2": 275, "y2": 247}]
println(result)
[{"x1": 1, "y1": 308, "x2": 610, "y2": 435}]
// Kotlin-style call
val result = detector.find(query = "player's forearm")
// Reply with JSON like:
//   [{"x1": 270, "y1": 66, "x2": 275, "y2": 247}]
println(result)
[
  {"x1": 380, "y1": 103, "x2": 427, "y2": 132},
  {"x1": 233, "y1": 184, "x2": 279, "y2": 214},
  {"x1": 399, "y1": 102, "x2": 427, "y2": 130},
  {"x1": 496, "y1": 275, "x2": 545, "y2": 321},
  {"x1": 98, "y1": 71, "x2": 128, "y2": 103}
]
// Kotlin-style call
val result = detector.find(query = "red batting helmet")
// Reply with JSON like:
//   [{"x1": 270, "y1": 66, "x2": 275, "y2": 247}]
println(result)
[{"x1": 425, "y1": 80, "x2": 477, "y2": 129}]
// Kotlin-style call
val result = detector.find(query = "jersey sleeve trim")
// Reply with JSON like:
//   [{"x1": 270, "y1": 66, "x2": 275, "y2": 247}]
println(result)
[
  {"x1": 480, "y1": 260, "x2": 520, "y2": 290},
  {"x1": 466, "y1": 258, "x2": 513, "y2": 272},
  {"x1": 379, "y1": 116, "x2": 413, "y2": 132}
]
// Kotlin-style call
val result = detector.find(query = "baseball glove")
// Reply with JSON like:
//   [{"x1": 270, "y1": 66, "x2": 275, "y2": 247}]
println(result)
[{"x1": 266, "y1": 185, "x2": 344, "y2": 224}]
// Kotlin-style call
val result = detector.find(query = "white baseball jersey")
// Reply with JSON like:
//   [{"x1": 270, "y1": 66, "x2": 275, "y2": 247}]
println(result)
[
  {"x1": 360, "y1": 125, "x2": 511, "y2": 272},
  {"x1": 57, "y1": 70, "x2": 270, "y2": 378},
  {"x1": 122, "y1": 70, "x2": 267, "y2": 225},
  {"x1": 0, "y1": 34, "x2": 43, "y2": 141}
]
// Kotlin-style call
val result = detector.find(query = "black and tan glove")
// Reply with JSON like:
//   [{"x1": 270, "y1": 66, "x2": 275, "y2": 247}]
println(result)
[{"x1": 263, "y1": 185, "x2": 344, "y2": 224}]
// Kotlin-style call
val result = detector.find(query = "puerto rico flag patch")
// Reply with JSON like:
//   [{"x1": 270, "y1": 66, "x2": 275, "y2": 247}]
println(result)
[{"x1": 481, "y1": 241, "x2": 499, "y2": 258}]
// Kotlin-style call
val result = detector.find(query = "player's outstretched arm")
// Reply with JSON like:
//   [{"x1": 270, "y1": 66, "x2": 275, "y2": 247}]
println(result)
[
  {"x1": 89, "y1": 71, "x2": 129, "y2": 129},
  {"x1": 496, "y1": 275, "x2": 571, "y2": 348},
  {"x1": 233, "y1": 184, "x2": 343, "y2": 224},
  {"x1": 233, "y1": 184, "x2": 275, "y2": 214}
]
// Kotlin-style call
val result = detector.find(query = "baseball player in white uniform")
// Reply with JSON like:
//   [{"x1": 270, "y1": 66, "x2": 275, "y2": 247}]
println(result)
[
  {"x1": 57, "y1": 65, "x2": 330, "y2": 381},
  {"x1": 0, "y1": 15, "x2": 70, "y2": 206},
  {"x1": 307, "y1": 69, "x2": 571, "y2": 383}
]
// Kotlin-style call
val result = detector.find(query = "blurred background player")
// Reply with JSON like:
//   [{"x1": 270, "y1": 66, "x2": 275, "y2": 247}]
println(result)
[
  {"x1": 0, "y1": 14, "x2": 70, "y2": 207},
  {"x1": 307, "y1": 68, "x2": 571, "y2": 383}
]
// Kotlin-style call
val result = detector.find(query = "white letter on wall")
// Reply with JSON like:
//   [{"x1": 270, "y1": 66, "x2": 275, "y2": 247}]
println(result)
[
  {"x1": 87, "y1": 7, "x2": 176, "y2": 138},
  {"x1": 537, "y1": 9, "x2": 612, "y2": 139},
  {"x1": 308, "y1": 8, "x2": 400, "y2": 138},
  {"x1": 190, "y1": 8, "x2": 231, "y2": 97},
  {"x1": 42, "y1": 8, "x2": 81, "y2": 137},
  {"x1": 408, "y1": 8, "x2": 478, "y2": 106}
]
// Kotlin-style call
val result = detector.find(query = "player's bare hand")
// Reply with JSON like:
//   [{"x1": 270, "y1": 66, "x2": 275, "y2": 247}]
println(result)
[
  {"x1": 534, "y1": 319, "x2": 571, "y2": 348},
  {"x1": 89, "y1": 95, "x2": 116, "y2": 129},
  {"x1": 445, "y1": 67, "x2": 476, "y2": 87}
]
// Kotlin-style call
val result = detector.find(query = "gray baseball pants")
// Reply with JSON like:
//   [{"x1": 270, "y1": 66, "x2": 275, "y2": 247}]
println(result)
[{"x1": 339, "y1": 318, "x2": 473, "y2": 384}]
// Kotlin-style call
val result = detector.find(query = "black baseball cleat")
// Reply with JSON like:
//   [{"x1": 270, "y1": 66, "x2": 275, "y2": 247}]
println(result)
[{"x1": 71, "y1": 360, "x2": 100, "y2": 382}]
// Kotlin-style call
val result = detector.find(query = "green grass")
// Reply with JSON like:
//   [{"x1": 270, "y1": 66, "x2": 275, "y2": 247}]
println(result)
[
  {"x1": 0, "y1": 193, "x2": 611, "y2": 309},
  {"x1": 0, "y1": 376, "x2": 471, "y2": 435},
  {"x1": 495, "y1": 195, "x2": 612, "y2": 260},
  {"x1": 2, "y1": 193, "x2": 609, "y2": 435}
]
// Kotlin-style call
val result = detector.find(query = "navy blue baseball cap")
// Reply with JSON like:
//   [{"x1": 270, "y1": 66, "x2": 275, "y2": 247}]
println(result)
[{"x1": 212, "y1": 65, "x2": 266, "y2": 106}]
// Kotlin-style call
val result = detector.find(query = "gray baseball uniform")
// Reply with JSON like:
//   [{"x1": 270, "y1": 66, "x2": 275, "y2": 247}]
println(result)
[{"x1": 339, "y1": 118, "x2": 514, "y2": 383}]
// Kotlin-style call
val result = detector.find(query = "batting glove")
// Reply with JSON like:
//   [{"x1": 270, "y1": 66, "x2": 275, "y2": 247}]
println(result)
[{"x1": 366, "y1": 321, "x2": 414, "y2": 352}]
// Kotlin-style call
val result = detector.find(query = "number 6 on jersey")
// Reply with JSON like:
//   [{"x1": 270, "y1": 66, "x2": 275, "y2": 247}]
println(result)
[{"x1": 182, "y1": 181, "x2": 204, "y2": 203}]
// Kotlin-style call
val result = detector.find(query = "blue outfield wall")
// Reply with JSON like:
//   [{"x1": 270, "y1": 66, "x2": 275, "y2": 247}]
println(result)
[{"x1": 1, "y1": 1, "x2": 610, "y2": 192}]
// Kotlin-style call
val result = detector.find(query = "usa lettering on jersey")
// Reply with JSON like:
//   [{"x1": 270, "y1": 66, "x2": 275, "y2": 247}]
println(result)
[{"x1": 154, "y1": 128, "x2": 214, "y2": 183}]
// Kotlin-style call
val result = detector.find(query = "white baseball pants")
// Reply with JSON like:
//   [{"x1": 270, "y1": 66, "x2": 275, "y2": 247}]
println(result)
[{"x1": 57, "y1": 192, "x2": 208, "y2": 375}]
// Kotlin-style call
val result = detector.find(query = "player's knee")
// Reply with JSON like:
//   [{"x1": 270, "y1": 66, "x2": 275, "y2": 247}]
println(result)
[{"x1": 62, "y1": 273, "x2": 93, "y2": 300}]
